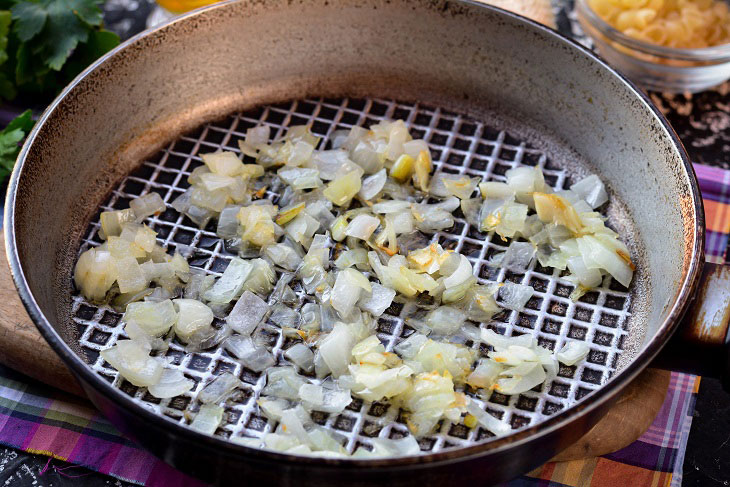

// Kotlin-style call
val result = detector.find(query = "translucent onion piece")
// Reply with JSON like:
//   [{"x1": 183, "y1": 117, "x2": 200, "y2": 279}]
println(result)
[
  {"x1": 123, "y1": 299, "x2": 177, "y2": 337},
  {"x1": 443, "y1": 255, "x2": 473, "y2": 289},
  {"x1": 262, "y1": 367, "x2": 308, "y2": 400},
  {"x1": 357, "y1": 282, "x2": 396, "y2": 317},
  {"x1": 358, "y1": 169, "x2": 387, "y2": 201},
  {"x1": 201, "y1": 151, "x2": 243, "y2": 177},
  {"x1": 576, "y1": 235, "x2": 633, "y2": 287},
  {"x1": 571, "y1": 174, "x2": 608, "y2": 209},
  {"x1": 404, "y1": 371, "x2": 464, "y2": 437},
  {"x1": 495, "y1": 361, "x2": 546, "y2": 395},
  {"x1": 278, "y1": 167, "x2": 321, "y2": 190},
  {"x1": 556, "y1": 340, "x2": 590, "y2": 366},
  {"x1": 100, "y1": 340, "x2": 163, "y2": 387},
  {"x1": 217, "y1": 205, "x2": 242, "y2": 239},
  {"x1": 100, "y1": 208, "x2": 136, "y2": 239},
  {"x1": 334, "y1": 248, "x2": 368, "y2": 269},
  {"x1": 323, "y1": 171, "x2": 362, "y2": 207},
  {"x1": 263, "y1": 243, "x2": 302, "y2": 271},
  {"x1": 465, "y1": 399, "x2": 511, "y2": 436},
  {"x1": 344, "y1": 215, "x2": 380, "y2": 240},
  {"x1": 242, "y1": 259, "x2": 275, "y2": 295},
  {"x1": 190, "y1": 404, "x2": 224, "y2": 435},
  {"x1": 130, "y1": 193, "x2": 166, "y2": 222},
  {"x1": 284, "y1": 343, "x2": 315, "y2": 373},
  {"x1": 441, "y1": 175, "x2": 480, "y2": 200},
  {"x1": 533, "y1": 192, "x2": 583, "y2": 234},
  {"x1": 372, "y1": 200, "x2": 411, "y2": 214},
  {"x1": 269, "y1": 304, "x2": 301, "y2": 328},
  {"x1": 501, "y1": 241, "x2": 536, "y2": 272},
  {"x1": 147, "y1": 368, "x2": 194, "y2": 398},
  {"x1": 298, "y1": 383, "x2": 352, "y2": 413},
  {"x1": 413, "y1": 339, "x2": 475, "y2": 383},
  {"x1": 173, "y1": 298, "x2": 214, "y2": 342},
  {"x1": 74, "y1": 248, "x2": 118, "y2": 301},
  {"x1": 224, "y1": 335, "x2": 276, "y2": 372},
  {"x1": 424, "y1": 306, "x2": 467, "y2": 335},
  {"x1": 257, "y1": 397, "x2": 290, "y2": 421},
  {"x1": 199, "y1": 372, "x2": 241, "y2": 404},
  {"x1": 318, "y1": 323, "x2": 357, "y2": 377},
  {"x1": 466, "y1": 360, "x2": 504, "y2": 389},
  {"x1": 372, "y1": 436, "x2": 421, "y2": 457},
  {"x1": 203, "y1": 258, "x2": 253, "y2": 304},
  {"x1": 331, "y1": 268, "x2": 372, "y2": 317},
  {"x1": 498, "y1": 282, "x2": 533, "y2": 311}
]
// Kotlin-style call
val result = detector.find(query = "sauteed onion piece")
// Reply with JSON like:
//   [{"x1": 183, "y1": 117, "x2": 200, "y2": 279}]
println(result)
[{"x1": 75, "y1": 119, "x2": 634, "y2": 457}]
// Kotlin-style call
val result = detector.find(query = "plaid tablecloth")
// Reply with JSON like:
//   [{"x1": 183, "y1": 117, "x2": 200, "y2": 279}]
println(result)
[{"x1": 0, "y1": 162, "x2": 724, "y2": 486}]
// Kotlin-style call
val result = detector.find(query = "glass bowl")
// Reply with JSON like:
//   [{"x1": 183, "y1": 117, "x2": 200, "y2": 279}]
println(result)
[{"x1": 575, "y1": 0, "x2": 730, "y2": 93}]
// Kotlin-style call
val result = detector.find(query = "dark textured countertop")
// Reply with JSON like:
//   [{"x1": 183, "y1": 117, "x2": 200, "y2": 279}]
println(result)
[{"x1": 0, "y1": 1, "x2": 728, "y2": 485}]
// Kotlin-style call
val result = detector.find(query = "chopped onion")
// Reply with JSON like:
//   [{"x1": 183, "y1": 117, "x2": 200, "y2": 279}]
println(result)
[
  {"x1": 269, "y1": 304, "x2": 301, "y2": 328},
  {"x1": 257, "y1": 397, "x2": 290, "y2": 421},
  {"x1": 74, "y1": 248, "x2": 118, "y2": 301},
  {"x1": 148, "y1": 368, "x2": 194, "y2": 398},
  {"x1": 323, "y1": 171, "x2": 362, "y2": 207},
  {"x1": 203, "y1": 258, "x2": 253, "y2": 304},
  {"x1": 173, "y1": 298, "x2": 214, "y2": 342},
  {"x1": 100, "y1": 340, "x2": 163, "y2": 387},
  {"x1": 201, "y1": 151, "x2": 243, "y2": 177},
  {"x1": 443, "y1": 255, "x2": 473, "y2": 289},
  {"x1": 224, "y1": 335, "x2": 276, "y2": 372},
  {"x1": 424, "y1": 306, "x2": 467, "y2": 336},
  {"x1": 130, "y1": 193, "x2": 165, "y2": 222},
  {"x1": 357, "y1": 282, "x2": 396, "y2": 317},
  {"x1": 466, "y1": 360, "x2": 504, "y2": 389},
  {"x1": 123, "y1": 299, "x2": 177, "y2": 336},
  {"x1": 556, "y1": 340, "x2": 590, "y2": 366},
  {"x1": 199, "y1": 372, "x2": 241, "y2": 404},
  {"x1": 465, "y1": 399, "x2": 511, "y2": 435},
  {"x1": 263, "y1": 243, "x2": 302, "y2": 271},
  {"x1": 334, "y1": 248, "x2": 368, "y2": 269},
  {"x1": 495, "y1": 361, "x2": 546, "y2": 395},
  {"x1": 278, "y1": 167, "x2": 321, "y2": 190},
  {"x1": 242, "y1": 258, "x2": 275, "y2": 295},
  {"x1": 285, "y1": 343, "x2": 315, "y2": 373},
  {"x1": 571, "y1": 174, "x2": 608, "y2": 209},
  {"x1": 317, "y1": 323, "x2": 357, "y2": 377},
  {"x1": 262, "y1": 367, "x2": 308, "y2": 400},
  {"x1": 345, "y1": 215, "x2": 380, "y2": 240},
  {"x1": 501, "y1": 241, "x2": 536, "y2": 272},
  {"x1": 359, "y1": 169, "x2": 387, "y2": 201},
  {"x1": 217, "y1": 205, "x2": 242, "y2": 239},
  {"x1": 498, "y1": 282, "x2": 532, "y2": 311},
  {"x1": 299, "y1": 383, "x2": 352, "y2": 413},
  {"x1": 190, "y1": 404, "x2": 224, "y2": 434},
  {"x1": 331, "y1": 268, "x2": 372, "y2": 317}
]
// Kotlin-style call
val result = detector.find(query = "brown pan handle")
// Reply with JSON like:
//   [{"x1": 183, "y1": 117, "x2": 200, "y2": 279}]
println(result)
[{"x1": 653, "y1": 262, "x2": 730, "y2": 385}]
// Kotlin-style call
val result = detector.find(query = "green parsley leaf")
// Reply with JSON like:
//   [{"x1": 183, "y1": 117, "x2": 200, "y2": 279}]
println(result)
[
  {"x1": 10, "y1": 2, "x2": 47, "y2": 42},
  {"x1": 0, "y1": 10, "x2": 10, "y2": 66},
  {"x1": 0, "y1": 110, "x2": 33, "y2": 183}
]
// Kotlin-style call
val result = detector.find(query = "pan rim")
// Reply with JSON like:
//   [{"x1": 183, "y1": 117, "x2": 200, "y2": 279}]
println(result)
[{"x1": 4, "y1": 0, "x2": 705, "y2": 471}]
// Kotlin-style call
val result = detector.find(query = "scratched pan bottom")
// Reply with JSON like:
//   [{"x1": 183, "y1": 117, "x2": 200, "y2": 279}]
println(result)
[{"x1": 69, "y1": 97, "x2": 635, "y2": 454}]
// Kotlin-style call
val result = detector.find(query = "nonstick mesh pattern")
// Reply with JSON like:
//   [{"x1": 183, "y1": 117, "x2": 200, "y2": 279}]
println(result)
[{"x1": 70, "y1": 97, "x2": 632, "y2": 454}]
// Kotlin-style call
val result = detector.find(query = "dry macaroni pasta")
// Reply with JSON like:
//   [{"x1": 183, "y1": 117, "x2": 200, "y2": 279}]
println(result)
[{"x1": 587, "y1": 0, "x2": 730, "y2": 48}]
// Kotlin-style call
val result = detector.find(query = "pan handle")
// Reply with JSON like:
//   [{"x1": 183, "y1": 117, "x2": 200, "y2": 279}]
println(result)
[{"x1": 652, "y1": 262, "x2": 730, "y2": 387}]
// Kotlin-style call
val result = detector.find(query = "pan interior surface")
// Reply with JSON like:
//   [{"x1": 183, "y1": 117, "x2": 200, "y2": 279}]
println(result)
[
  {"x1": 70, "y1": 96, "x2": 645, "y2": 455},
  {"x1": 7, "y1": 0, "x2": 701, "y2": 472}
]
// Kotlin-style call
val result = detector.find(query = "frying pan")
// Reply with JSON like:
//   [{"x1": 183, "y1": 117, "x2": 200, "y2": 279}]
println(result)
[{"x1": 4, "y1": 0, "x2": 721, "y2": 484}]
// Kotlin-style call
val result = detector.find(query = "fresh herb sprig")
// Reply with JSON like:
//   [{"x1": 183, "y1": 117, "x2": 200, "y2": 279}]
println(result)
[
  {"x1": 0, "y1": 108, "x2": 32, "y2": 183},
  {"x1": 0, "y1": 0, "x2": 119, "y2": 102}
]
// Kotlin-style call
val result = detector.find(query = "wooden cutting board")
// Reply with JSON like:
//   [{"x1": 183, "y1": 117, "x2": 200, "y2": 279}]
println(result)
[{"x1": 0, "y1": 240, "x2": 668, "y2": 460}]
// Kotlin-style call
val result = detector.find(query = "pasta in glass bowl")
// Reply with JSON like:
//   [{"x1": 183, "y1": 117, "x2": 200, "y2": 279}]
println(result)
[{"x1": 576, "y1": 0, "x2": 730, "y2": 93}]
